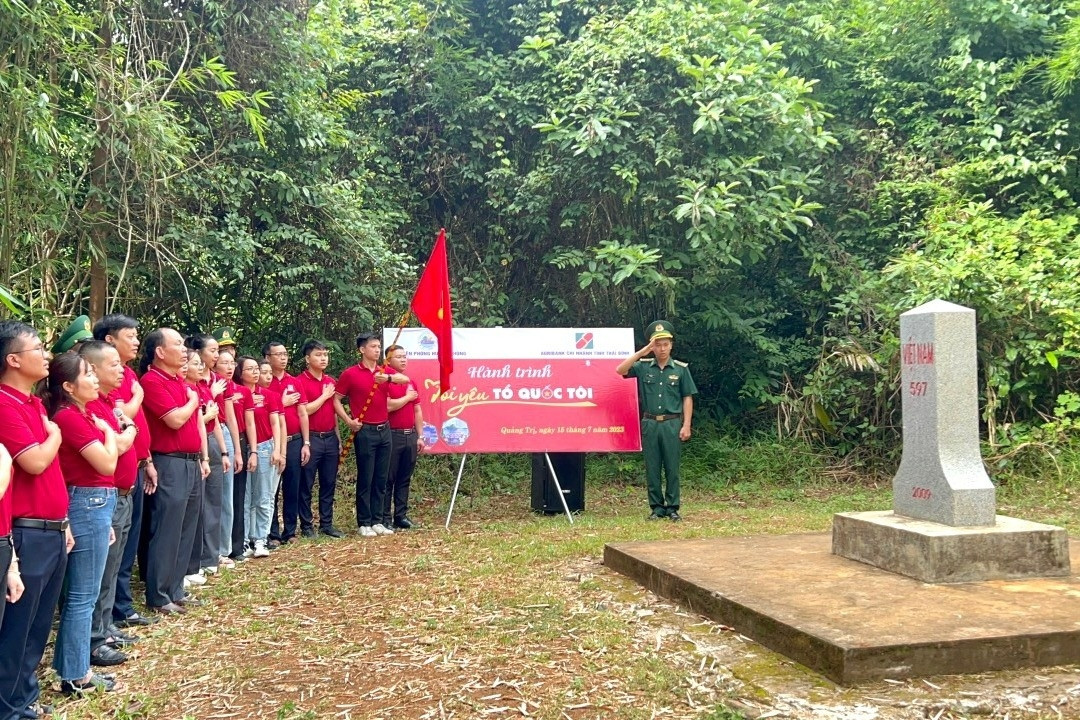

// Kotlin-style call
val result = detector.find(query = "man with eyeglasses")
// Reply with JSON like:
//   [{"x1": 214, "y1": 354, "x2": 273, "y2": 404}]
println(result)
[
  {"x1": 0, "y1": 321, "x2": 74, "y2": 720},
  {"x1": 263, "y1": 342, "x2": 309, "y2": 547},
  {"x1": 297, "y1": 340, "x2": 344, "y2": 538}
]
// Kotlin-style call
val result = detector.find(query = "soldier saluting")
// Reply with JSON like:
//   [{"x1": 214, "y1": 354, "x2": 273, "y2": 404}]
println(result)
[{"x1": 616, "y1": 320, "x2": 697, "y2": 521}]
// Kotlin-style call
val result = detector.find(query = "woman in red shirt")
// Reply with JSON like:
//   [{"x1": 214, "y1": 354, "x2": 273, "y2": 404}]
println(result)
[
  {"x1": 45, "y1": 352, "x2": 135, "y2": 696},
  {"x1": 234, "y1": 357, "x2": 282, "y2": 557},
  {"x1": 216, "y1": 348, "x2": 244, "y2": 563}
]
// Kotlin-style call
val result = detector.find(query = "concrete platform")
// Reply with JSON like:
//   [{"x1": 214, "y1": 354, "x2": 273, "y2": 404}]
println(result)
[
  {"x1": 604, "y1": 533, "x2": 1080, "y2": 684},
  {"x1": 833, "y1": 511, "x2": 1071, "y2": 583}
]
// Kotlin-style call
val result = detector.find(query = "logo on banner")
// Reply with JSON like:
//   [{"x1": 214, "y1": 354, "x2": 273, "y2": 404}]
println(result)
[
  {"x1": 419, "y1": 333, "x2": 437, "y2": 349},
  {"x1": 574, "y1": 332, "x2": 594, "y2": 350}
]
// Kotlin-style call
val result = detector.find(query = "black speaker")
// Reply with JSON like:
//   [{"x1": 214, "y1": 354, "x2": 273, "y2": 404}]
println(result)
[{"x1": 531, "y1": 452, "x2": 585, "y2": 514}]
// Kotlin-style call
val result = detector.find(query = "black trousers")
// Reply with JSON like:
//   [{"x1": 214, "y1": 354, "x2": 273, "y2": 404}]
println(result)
[
  {"x1": 300, "y1": 433, "x2": 339, "y2": 530},
  {"x1": 230, "y1": 439, "x2": 249, "y2": 558},
  {"x1": 354, "y1": 424, "x2": 391, "y2": 528},
  {"x1": 0, "y1": 526, "x2": 67, "y2": 718},
  {"x1": 271, "y1": 436, "x2": 304, "y2": 540},
  {"x1": 144, "y1": 454, "x2": 199, "y2": 607},
  {"x1": 384, "y1": 430, "x2": 419, "y2": 525},
  {"x1": 113, "y1": 468, "x2": 145, "y2": 622}
]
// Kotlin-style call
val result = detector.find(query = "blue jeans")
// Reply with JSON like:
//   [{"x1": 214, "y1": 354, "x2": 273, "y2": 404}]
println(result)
[
  {"x1": 220, "y1": 431, "x2": 235, "y2": 559},
  {"x1": 245, "y1": 439, "x2": 276, "y2": 542},
  {"x1": 54, "y1": 486, "x2": 116, "y2": 681}
]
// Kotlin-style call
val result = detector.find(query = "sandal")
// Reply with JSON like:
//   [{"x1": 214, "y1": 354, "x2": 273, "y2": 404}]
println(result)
[{"x1": 60, "y1": 672, "x2": 117, "y2": 696}]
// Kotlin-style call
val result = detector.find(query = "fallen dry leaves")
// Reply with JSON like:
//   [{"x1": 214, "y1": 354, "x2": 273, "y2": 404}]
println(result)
[{"x1": 40, "y1": 493, "x2": 1080, "y2": 720}]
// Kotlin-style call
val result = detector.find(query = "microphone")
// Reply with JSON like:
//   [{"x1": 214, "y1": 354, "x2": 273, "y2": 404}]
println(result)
[{"x1": 114, "y1": 407, "x2": 132, "y2": 430}]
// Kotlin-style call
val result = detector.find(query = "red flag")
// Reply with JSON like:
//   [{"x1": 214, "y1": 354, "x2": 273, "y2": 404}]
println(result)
[{"x1": 410, "y1": 228, "x2": 454, "y2": 394}]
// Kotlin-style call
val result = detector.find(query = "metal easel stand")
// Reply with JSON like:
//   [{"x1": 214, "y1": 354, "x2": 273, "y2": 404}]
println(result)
[
  {"x1": 444, "y1": 452, "x2": 575, "y2": 529},
  {"x1": 445, "y1": 454, "x2": 469, "y2": 530}
]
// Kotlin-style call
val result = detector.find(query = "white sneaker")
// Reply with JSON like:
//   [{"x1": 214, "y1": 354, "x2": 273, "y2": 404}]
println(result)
[
  {"x1": 242, "y1": 546, "x2": 254, "y2": 558},
  {"x1": 359, "y1": 526, "x2": 377, "y2": 538},
  {"x1": 371, "y1": 523, "x2": 394, "y2": 536},
  {"x1": 183, "y1": 577, "x2": 192, "y2": 590},
  {"x1": 184, "y1": 573, "x2": 207, "y2": 586},
  {"x1": 218, "y1": 556, "x2": 235, "y2": 569},
  {"x1": 202, "y1": 566, "x2": 219, "y2": 575},
  {"x1": 253, "y1": 540, "x2": 270, "y2": 558}
]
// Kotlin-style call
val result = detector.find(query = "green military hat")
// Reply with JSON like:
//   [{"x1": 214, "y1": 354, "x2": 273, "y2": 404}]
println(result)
[
  {"x1": 52, "y1": 315, "x2": 94, "y2": 354},
  {"x1": 648, "y1": 319, "x2": 674, "y2": 342},
  {"x1": 212, "y1": 326, "x2": 237, "y2": 347}
]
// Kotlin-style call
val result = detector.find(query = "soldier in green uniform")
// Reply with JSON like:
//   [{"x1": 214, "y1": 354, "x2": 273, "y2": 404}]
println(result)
[
  {"x1": 617, "y1": 320, "x2": 697, "y2": 521},
  {"x1": 52, "y1": 315, "x2": 94, "y2": 354}
]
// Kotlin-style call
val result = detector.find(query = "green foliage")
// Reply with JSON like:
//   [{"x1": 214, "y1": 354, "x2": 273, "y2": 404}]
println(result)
[{"x1": 3, "y1": 0, "x2": 1080, "y2": 465}]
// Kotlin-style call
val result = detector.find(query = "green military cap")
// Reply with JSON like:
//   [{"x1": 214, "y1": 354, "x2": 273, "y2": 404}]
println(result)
[
  {"x1": 212, "y1": 326, "x2": 237, "y2": 347},
  {"x1": 52, "y1": 315, "x2": 94, "y2": 354},
  {"x1": 648, "y1": 319, "x2": 674, "y2": 342}
]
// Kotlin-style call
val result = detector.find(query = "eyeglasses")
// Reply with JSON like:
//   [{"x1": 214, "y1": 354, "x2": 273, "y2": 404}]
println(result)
[
  {"x1": 268, "y1": 351, "x2": 289, "y2": 358},
  {"x1": 9, "y1": 345, "x2": 47, "y2": 357}
]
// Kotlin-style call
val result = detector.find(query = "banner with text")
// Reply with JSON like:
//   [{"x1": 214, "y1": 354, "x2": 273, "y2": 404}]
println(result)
[{"x1": 384, "y1": 327, "x2": 641, "y2": 454}]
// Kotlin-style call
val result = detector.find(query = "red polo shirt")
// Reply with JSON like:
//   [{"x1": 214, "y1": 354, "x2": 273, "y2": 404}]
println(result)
[
  {"x1": 141, "y1": 366, "x2": 201, "y2": 454},
  {"x1": 117, "y1": 366, "x2": 151, "y2": 461},
  {"x1": 298, "y1": 369, "x2": 337, "y2": 433},
  {"x1": 92, "y1": 396, "x2": 137, "y2": 491},
  {"x1": 54, "y1": 404, "x2": 113, "y2": 488},
  {"x1": 336, "y1": 364, "x2": 389, "y2": 425},
  {"x1": 248, "y1": 387, "x2": 282, "y2": 444},
  {"x1": 194, "y1": 378, "x2": 218, "y2": 434},
  {"x1": 0, "y1": 384, "x2": 68, "y2": 522},
  {"x1": 268, "y1": 373, "x2": 307, "y2": 436},
  {"x1": 387, "y1": 379, "x2": 420, "y2": 430},
  {"x1": 231, "y1": 383, "x2": 250, "y2": 436}
]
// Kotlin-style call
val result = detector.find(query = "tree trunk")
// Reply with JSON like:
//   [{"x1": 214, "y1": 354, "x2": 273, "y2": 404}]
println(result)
[{"x1": 88, "y1": 2, "x2": 114, "y2": 320}]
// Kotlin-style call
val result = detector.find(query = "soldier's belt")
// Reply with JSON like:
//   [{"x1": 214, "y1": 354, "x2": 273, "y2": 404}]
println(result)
[{"x1": 642, "y1": 413, "x2": 682, "y2": 422}]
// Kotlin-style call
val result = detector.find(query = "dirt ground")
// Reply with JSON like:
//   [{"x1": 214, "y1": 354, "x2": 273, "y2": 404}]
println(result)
[{"x1": 46, "y1": 501, "x2": 1080, "y2": 720}]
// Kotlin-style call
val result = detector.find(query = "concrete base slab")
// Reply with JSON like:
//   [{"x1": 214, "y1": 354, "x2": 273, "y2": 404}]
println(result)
[
  {"x1": 833, "y1": 511, "x2": 1071, "y2": 583},
  {"x1": 604, "y1": 534, "x2": 1080, "y2": 684}
]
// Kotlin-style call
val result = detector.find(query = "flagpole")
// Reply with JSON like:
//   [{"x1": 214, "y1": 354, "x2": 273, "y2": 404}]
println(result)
[{"x1": 339, "y1": 229, "x2": 451, "y2": 468}]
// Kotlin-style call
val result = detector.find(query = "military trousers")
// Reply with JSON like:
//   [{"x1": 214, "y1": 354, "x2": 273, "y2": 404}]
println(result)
[{"x1": 642, "y1": 417, "x2": 681, "y2": 515}]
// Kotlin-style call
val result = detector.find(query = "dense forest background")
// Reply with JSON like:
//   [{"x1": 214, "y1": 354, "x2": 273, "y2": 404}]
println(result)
[{"x1": 2, "y1": 0, "x2": 1079, "y2": 463}]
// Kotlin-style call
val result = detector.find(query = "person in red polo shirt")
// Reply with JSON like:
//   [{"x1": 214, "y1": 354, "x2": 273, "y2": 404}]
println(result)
[
  {"x1": 92, "y1": 313, "x2": 158, "y2": 630},
  {"x1": 234, "y1": 357, "x2": 283, "y2": 557},
  {"x1": 217, "y1": 347, "x2": 248, "y2": 562},
  {"x1": 46, "y1": 351, "x2": 133, "y2": 696},
  {"x1": 298, "y1": 340, "x2": 343, "y2": 538},
  {"x1": 138, "y1": 328, "x2": 209, "y2": 615},
  {"x1": 334, "y1": 332, "x2": 411, "y2": 538},
  {"x1": 187, "y1": 334, "x2": 231, "y2": 573},
  {"x1": 0, "y1": 321, "x2": 72, "y2": 720},
  {"x1": 79, "y1": 340, "x2": 142, "y2": 668},
  {"x1": 383, "y1": 344, "x2": 425, "y2": 530},
  {"x1": 0, "y1": 443, "x2": 19, "y2": 639},
  {"x1": 264, "y1": 341, "x2": 309, "y2": 547}
]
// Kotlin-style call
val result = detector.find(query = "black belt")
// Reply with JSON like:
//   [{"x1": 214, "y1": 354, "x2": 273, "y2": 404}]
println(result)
[
  {"x1": 643, "y1": 413, "x2": 682, "y2": 422},
  {"x1": 117, "y1": 487, "x2": 134, "y2": 497},
  {"x1": 361, "y1": 421, "x2": 389, "y2": 431},
  {"x1": 392, "y1": 428, "x2": 415, "y2": 434},
  {"x1": 13, "y1": 518, "x2": 70, "y2": 532},
  {"x1": 287, "y1": 433, "x2": 302, "y2": 442},
  {"x1": 153, "y1": 451, "x2": 200, "y2": 461},
  {"x1": 0, "y1": 534, "x2": 10, "y2": 547},
  {"x1": 311, "y1": 430, "x2": 336, "y2": 439}
]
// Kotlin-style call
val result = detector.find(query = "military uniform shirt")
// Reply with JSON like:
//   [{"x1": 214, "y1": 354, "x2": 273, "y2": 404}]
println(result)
[{"x1": 626, "y1": 359, "x2": 697, "y2": 415}]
